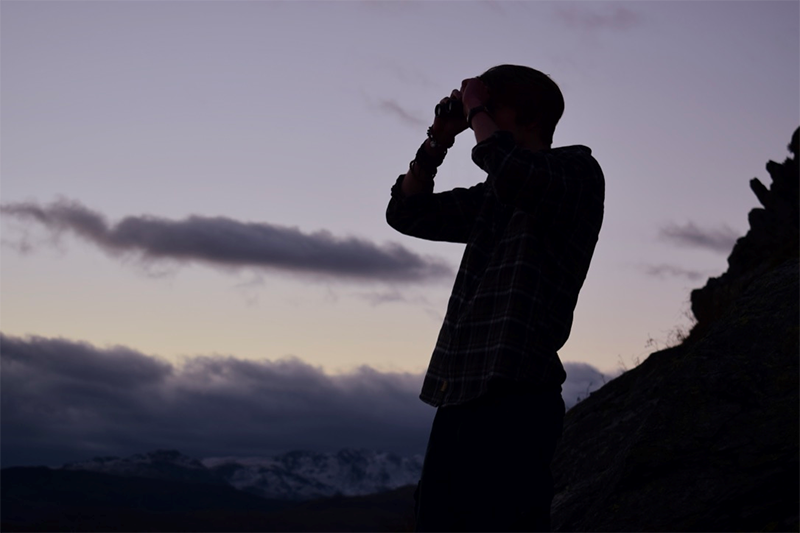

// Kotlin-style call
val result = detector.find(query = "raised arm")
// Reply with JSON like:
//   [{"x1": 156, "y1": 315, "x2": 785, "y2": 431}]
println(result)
[
  {"x1": 386, "y1": 177, "x2": 485, "y2": 243},
  {"x1": 386, "y1": 89, "x2": 485, "y2": 243}
]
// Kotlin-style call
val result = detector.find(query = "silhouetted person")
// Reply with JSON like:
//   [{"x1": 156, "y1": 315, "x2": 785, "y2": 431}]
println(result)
[{"x1": 386, "y1": 65, "x2": 605, "y2": 532}]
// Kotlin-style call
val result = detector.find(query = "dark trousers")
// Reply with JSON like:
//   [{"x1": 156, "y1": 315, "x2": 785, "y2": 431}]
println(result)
[{"x1": 414, "y1": 382, "x2": 565, "y2": 532}]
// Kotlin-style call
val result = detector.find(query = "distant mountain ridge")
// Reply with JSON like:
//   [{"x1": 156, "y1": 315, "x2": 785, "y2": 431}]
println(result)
[
  {"x1": 204, "y1": 448, "x2": 423, "y2": 500},
  {"x1": 61, "y1": 448, "x2": 423, "y2": 502},
  {"x1": 62, "y1": 449, "x2": 227, "y2": 485}
]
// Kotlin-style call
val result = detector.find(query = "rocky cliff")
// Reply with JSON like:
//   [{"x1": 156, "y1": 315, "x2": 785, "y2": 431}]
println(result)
[{"x1": 551, "y1": 128, "x2": 799, "y2": 532}]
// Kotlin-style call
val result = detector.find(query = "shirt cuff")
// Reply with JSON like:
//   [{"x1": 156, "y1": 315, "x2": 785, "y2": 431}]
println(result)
[{"x1": 390, "y1": 174, "x2": 406, "y2": 199}]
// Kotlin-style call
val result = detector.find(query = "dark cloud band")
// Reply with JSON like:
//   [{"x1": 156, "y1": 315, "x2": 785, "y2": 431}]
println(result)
[
  {"x1": 0, "y1": 333, "x2": 433, "y2": 466},
  {"x1": 658, "y1": 221, "x2": 739, "y2": 254},
  {"x1": 0, "y1": 200, "x2": 452, "y2": 282},
  {"x1": 1, "y1": 333, "x2": 607, "y2": 467}
]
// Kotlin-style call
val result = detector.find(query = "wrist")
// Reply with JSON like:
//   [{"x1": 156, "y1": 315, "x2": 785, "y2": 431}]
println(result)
[
  {"x1": 427, "y1": 126, "x2": 454, "y2": 150},
  {"x1": 409, "y1": 138, "x2": 445, "y2": 180},
  {"x1": 467, "y1": 105, "x2": 489, "y2": 129},
  {"x1": 469, "y1": 110, "x2": 498, "y2": 144},
  {"x1": 408, "y1": 160, "x2": 434, "y2": 182}
]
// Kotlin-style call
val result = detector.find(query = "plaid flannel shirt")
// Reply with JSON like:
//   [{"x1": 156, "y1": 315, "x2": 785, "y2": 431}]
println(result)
[{"x1": 386, "y1": 131, "x2": 605, "y2": 407}]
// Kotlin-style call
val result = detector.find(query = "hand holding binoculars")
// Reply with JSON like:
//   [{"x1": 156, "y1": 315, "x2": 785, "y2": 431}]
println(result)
[{"x1": 435, "y1": 98, "x2": 464, "y2": 119}]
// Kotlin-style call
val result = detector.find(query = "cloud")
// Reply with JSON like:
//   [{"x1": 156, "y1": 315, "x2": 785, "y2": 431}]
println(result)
[
  {"x1": 554, "y1": 5, "x2": 643, "y2": 32},
  {"x1": 658, "y1": 221, "x2": 739, "y2": 254},
  {"x1": 642, "y1": 263, "x2": 707, "y2": 282},
  {"x1": 0, "y1": 199, "x2": 452, "y2": 283},
  {"x1": 374, "y1": 98, "x2": 427, "y2": 128},
  {"x1": 0, "y1": 333, "x2": 433, "y2": 467},
  {"x1": 352, "y1": 288, "x2": 436, "y2": 308},
  {"x1": 1, "y1": 334, "x2": 608, "y2": 467},
  {"x1": 561, "y1": 362, "x2": 613, "y2": 410}
]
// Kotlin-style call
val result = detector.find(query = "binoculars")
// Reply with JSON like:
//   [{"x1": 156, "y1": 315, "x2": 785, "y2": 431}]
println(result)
[{"x1": 435, "y1": 98, "x2": 463, "y2": 119}]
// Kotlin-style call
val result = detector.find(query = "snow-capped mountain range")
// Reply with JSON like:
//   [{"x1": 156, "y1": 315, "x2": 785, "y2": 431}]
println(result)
[{"x1": 62, "y1": 449, "x2": 423, "y2": 501}]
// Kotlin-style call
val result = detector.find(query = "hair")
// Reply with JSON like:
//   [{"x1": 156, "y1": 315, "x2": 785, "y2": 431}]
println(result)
[{"x1": 479, "y1": 64, "x2": 564, "y2": 145}]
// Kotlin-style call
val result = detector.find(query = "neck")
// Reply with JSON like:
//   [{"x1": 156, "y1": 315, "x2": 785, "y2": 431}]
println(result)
[{"x1": 519, "y1": 135, "x2": 548, "y2": 153}]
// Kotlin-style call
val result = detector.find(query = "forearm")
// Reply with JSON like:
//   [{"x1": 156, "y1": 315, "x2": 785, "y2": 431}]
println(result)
[
  {"x1": 399, "y1": 136, "x2": 451, "y2": 197},
  {"x1": 469, "y1": 109, "x2": 499, "y2": 145},
  {"x1": 386, "y1": 177, "x2": 485, "y2": 244},
  {"x1": 400, "y1": 166, "x2": 431, "y2": 196}
]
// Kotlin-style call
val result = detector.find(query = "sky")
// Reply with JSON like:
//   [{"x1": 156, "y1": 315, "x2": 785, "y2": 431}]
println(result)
[{"x1": 1, "y1": 0, "x2": 798, "y2": 467}]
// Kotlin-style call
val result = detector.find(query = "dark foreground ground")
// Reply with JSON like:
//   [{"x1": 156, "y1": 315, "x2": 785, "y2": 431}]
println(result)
[{"x1": 1, "y1": 466, "x2": 416, "y2": 532}]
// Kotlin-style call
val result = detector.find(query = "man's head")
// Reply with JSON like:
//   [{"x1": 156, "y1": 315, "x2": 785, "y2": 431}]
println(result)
[{"x1": 479, "y1": 65, "x2": 564, "y2": 146}]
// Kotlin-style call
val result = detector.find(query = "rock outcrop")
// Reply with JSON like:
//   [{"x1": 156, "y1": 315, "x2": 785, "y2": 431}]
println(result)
[
  {"x1": 551, "y1": 128, "x2": 799, "y2": 532},
  {"x1": 690, "y1": 128, "x2": 799, "y2": 340}
]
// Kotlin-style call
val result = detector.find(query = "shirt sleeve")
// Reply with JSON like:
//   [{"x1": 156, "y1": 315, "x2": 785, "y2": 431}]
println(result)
[
  {"x1": 471, "y1": 131, "x2": 604, "y2": 215},
  {"x1": 385, "y1": 175, "x2": 485, "y2": 244}
]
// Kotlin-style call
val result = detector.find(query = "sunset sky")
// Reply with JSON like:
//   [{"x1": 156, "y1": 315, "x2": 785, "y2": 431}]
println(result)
[{"x1": 2, "y1": 0, "x2": 798, "y2": 466}]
